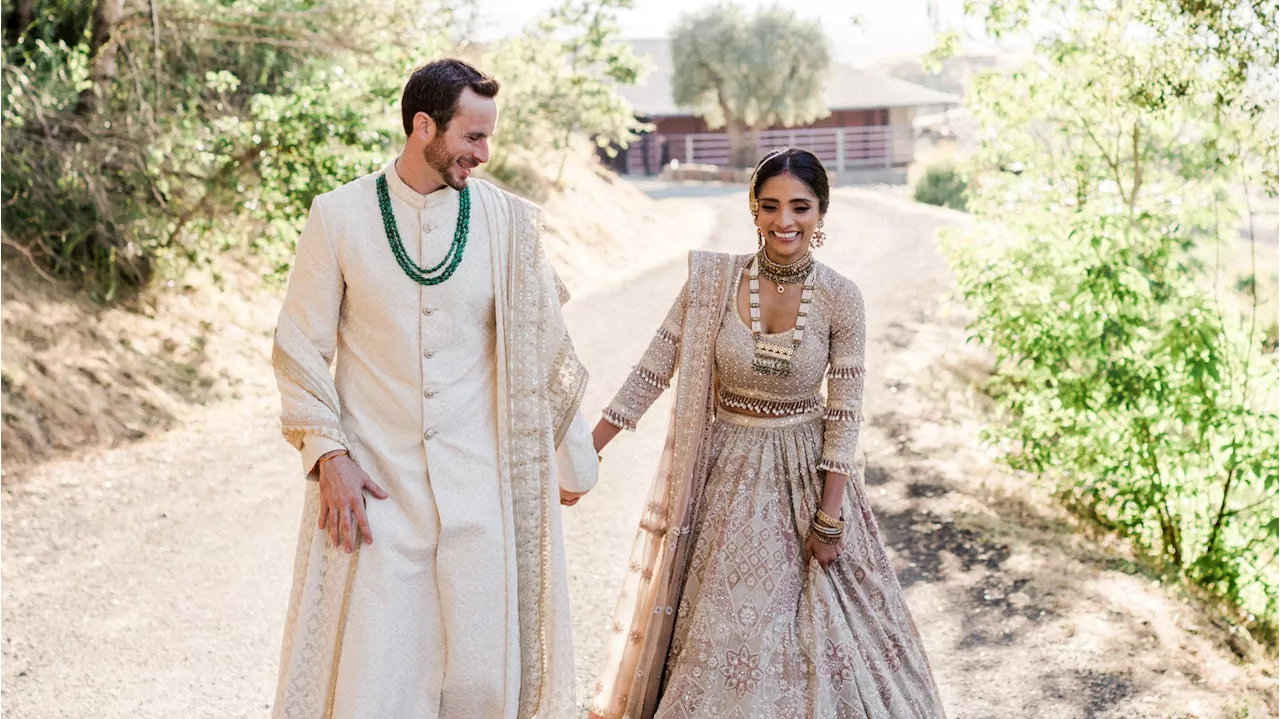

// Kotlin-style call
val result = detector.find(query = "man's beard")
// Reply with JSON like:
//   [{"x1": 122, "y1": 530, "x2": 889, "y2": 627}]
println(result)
[{"x1": 423, "y1": 138, "x2": 468, "y2": 191}]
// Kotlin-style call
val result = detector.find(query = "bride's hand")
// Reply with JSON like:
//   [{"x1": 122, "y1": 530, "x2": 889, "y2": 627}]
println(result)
[
  {"x1": 592, "y1": 418, "x2": 622, "y2": 454},
  {"x1": 805, "y1": 533, "x2": 844, "y2": 569}
]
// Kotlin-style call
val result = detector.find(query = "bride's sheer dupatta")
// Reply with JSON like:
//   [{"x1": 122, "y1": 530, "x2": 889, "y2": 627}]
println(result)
[{"x1": 589, "y1": 251, "x2": 739, "y2": 719}]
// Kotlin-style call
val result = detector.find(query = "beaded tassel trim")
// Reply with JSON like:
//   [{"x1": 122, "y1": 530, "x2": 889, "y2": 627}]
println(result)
[
  {"x1": 602, "y1": 407, "x2": 637, "y2": 431},
  {"x1": 827, "y1": 365, "x2": 866, "y2": 379},
  {"x1": 817, "y1": 459, "x2": 856, "y2": 475},
  {"x1": 824, "y1": 408, "x2": 865, "y2": 422},
  {"x1": 719, "y1": 390, "x2": 823, "y2": 417},
  {"x1": 656, "y1": 326, "x2": 679, "y2": 346},
  {"x1": 633, "y1": 365, "x2": 670, "y2": 390}
]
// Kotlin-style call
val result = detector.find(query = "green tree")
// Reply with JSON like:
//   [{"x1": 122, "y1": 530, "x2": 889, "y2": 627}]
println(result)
[
  {"x1": 669, "y1": 3, "x2": 831, "y2": 167},
  {"x1": 486, "y1": 0, "x2": 647, "y2": 189},
  {"x1": 2, "y1": 0, "x2": 469, "y2": 298},
  {"x1": 942, "y1": 0, "x2": 1279, "y2": 642}
]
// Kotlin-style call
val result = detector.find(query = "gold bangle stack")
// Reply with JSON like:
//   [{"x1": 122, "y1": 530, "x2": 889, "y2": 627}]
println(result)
[{"x1": 811, "y1": 508, "x2": 845, "y2": 545}]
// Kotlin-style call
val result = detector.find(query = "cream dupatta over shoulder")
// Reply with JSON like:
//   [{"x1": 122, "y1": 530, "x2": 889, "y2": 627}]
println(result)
[
  {"x1": 271, "y1": 175, "x2": 588, "y2": 719},
  {"x1": 591, "y1": 251, "x2": 738, "y2": 718}
]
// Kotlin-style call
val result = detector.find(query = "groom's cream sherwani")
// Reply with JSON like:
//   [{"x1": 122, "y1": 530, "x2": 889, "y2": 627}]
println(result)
[{"x1": 271, "y1": 160, "x2": 597, "y2": 719}]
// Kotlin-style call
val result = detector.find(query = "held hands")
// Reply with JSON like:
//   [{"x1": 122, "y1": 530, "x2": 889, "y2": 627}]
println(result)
[
  {"x1": 317, "y1": 452, "x2": 388, "y2": 553},
  {"x1": 560, "y1": 488, "x2": 589, "y2": 507},
  {"x1": 561, "y1": 417, "x2": 621, "y2": 507}
]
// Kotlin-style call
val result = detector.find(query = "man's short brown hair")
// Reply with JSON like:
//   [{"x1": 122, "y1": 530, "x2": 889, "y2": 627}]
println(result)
[{"x1": 401, "y1": 59, "x2": 500, "y2": 137}]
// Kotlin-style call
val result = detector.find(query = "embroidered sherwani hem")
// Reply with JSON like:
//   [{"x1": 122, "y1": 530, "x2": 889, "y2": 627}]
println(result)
[{"x1": 271, "y1": 160, "x2": 595, "y2": 719}]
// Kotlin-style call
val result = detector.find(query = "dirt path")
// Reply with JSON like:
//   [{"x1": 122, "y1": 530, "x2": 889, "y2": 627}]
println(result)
[{"x1": 2, "y1": 184, "x2": 1273, "y2": 718}]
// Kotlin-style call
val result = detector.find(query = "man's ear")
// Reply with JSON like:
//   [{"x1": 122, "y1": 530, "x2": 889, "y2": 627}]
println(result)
[{"x1": 413, "y1": 111, "x2": 436, "y2": 143}]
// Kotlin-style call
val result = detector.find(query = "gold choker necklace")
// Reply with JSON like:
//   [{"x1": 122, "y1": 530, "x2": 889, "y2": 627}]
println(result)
[{"x1": 756, "y1": 249, "x2": 813, "y2": 293}]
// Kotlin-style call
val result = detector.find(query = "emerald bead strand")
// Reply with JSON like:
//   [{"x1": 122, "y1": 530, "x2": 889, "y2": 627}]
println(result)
[{"x1": 376, "y1": 174, "x2": 471, "y2": 286}]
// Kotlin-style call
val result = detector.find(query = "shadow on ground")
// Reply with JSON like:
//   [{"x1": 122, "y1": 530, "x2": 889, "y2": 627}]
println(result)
[
  {"x1": 866, "y1": 459, "x2": 1157, "y2": 718},
  {"x1": 1041, "y1": 669, "x2": 1135, "y2": 719}
]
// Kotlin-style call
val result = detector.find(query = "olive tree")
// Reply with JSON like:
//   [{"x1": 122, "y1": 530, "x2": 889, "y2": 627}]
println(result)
[{"x1": 669, "y1": 3, "x2": 831, "y2": 168}]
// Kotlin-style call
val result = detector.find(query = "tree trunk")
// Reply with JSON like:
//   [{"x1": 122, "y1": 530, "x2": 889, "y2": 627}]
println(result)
[
  {"x1": 727, "y1": 120, "x2": 758, "y2": 169},
  {"x1": 4, "y1": 0, "x2": 35, "y2": 45},
  {"x1": 746, "y1": 125, "x2": 763, "y2": 163},
  {"x1": 75, "y1": 0, "x2": 128, "y2": 116}
]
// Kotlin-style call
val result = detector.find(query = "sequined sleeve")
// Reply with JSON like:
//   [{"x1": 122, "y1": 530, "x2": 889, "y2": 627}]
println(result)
[
  {"x1": 602, "y1": 281, "x2": 688, "y2": 431},
  {"x1": 818, "y1": 277, "x2": 866, "y2": 476}
]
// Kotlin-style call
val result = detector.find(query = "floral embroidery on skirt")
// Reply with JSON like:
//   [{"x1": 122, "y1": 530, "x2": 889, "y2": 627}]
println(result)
[{"x1": 653, "y1": 410, "x2": 946, "y2": 719}]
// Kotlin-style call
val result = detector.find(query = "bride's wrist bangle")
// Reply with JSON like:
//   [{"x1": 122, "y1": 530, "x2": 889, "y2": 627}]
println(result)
[
  {"x1": 811, "y1": 529, "x2": 842, "y2": 545},
  {"x1": 815, "y1": 508, "x2": 844, "y2": 528}
]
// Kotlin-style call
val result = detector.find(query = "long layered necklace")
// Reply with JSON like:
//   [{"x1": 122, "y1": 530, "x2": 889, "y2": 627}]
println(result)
[
  {"x1": 376, "y1": 174, "x2": 471, "y2": 286},
  {"x1": 756, "y1": 248, "x2": 814, "y2": 293},
  {"x1": 749, "y1": 254, "x2": 817, "y2": 376}
]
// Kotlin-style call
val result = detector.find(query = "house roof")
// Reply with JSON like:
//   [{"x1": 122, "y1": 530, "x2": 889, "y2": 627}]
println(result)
[{"x1": 620, "y1": 38, "x2": 961, "y2": 117}]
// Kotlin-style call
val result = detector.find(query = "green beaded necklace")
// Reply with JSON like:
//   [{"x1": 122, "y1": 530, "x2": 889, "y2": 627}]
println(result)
[{"x1": 376, "y1": 173, "x2": 471, "y2": 286}]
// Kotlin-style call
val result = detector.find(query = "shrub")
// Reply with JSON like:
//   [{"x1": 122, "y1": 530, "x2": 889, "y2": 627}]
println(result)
[
  {"x1": 914, "y1": 164, "x2": 968, "y2": 211},
  {"x1": 942, "y1": 0, "x2": 1278, "y2": 643}
]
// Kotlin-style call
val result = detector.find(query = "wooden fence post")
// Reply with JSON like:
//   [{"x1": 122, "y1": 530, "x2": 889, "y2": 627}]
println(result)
[{"x1": 836, "y1": 128, "x2": 846, "y2": 173}]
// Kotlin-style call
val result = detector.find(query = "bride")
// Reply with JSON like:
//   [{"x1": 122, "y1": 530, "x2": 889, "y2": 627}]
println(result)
[{"x1": 585, "y1": 148, "x2": 947, "y2": 719}]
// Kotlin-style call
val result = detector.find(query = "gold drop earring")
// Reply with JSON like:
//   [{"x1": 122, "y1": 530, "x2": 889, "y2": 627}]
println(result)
[
  {"x1": 812, "y1": 219, "x2": 826, "y2": 249},
  {"x1": 755, "y1": 215, "x2": 765, "y2": 250}
]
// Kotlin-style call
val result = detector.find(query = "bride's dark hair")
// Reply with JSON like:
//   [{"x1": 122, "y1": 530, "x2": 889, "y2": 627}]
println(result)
[{"x1": 751, "y1": 148, "x2": 830, "y2": 215}]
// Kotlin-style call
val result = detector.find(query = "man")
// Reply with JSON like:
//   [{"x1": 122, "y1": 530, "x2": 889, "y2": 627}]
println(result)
[{"x1": 270, "y1": 58, "x2": 597, "y2": 719}]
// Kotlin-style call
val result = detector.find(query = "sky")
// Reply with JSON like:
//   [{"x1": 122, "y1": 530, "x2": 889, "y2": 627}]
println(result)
[{"x1": 470, "y1": 0, "x2": 971, "y2": 68}]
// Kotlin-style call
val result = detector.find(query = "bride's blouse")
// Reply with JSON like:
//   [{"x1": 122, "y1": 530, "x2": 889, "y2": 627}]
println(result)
[{"x1": 603, "y1": 255, "x2": 866, "y2": 477}]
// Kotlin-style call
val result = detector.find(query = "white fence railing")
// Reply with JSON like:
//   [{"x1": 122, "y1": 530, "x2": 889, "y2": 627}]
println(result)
[{"x1": 626, "y1": 125, "x2": 912, "y2": 176}]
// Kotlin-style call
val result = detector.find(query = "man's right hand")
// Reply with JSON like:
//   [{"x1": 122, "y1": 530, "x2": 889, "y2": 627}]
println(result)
[{"x1": 317, "y1": 453, "x2": 389, "y2": 553}]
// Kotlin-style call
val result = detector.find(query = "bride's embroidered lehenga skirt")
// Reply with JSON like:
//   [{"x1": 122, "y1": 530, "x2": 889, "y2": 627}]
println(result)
[{"x1": 654, "y1": 408, "x2": 946, "y2": 719}]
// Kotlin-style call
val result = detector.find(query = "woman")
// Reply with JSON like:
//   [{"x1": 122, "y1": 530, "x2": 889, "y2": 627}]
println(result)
[{"x1": 587, "y1": 149, "x2": 946, "y2": 719}]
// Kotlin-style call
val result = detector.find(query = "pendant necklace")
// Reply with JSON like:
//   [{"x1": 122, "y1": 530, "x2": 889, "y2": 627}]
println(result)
[
  {"x1": 376, "y1": 174, "x2": 471, "y2": 286},
  {"x1": 749, "y1": 255, "x2": 816, "y2": 376}
]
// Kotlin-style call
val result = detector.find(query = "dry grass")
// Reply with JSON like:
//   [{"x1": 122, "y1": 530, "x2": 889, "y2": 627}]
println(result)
[{"x1": 1, "y1": 256, "x2": 279, "y2": 472}]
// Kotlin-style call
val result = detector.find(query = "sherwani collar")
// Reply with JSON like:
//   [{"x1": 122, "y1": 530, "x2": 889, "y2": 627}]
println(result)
[{"x1": 384, "y1": 156, "x2": 459, "y2": 211}]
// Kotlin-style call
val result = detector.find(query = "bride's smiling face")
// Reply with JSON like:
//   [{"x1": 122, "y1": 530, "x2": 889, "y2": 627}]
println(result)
[{"x1": 755, "y1": 172, "x2": 821, "y2": 264}]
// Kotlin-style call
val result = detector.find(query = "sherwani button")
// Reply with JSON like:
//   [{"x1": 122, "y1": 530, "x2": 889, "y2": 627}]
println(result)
[
  {"x1": 424, "y1": 389, "x2": 435, "y2": 398},
  {"x1": 423, "y1": 306, "x2": 435, "y2": 315},
  {"x1": 424, "y1": 429, "x2": 436, "y2": 440},
  {"x1": 423, "y1": 349, "x2": 434, "y2": 358}
]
